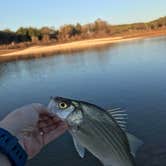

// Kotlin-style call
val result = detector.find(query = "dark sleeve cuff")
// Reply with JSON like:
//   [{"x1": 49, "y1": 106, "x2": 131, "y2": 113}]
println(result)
[{"x1": 0, "y1": 128, "x2": 27, "y2": 166}]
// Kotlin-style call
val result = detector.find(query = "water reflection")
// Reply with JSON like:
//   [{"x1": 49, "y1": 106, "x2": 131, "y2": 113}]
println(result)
[{"x1": 0, "y1": 36, "x2": 166, "y2": 166}]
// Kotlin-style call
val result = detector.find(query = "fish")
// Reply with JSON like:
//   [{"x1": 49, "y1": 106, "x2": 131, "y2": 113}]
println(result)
[{"x1": 48, "y1": 97, "x2": 143, "y2": 166}]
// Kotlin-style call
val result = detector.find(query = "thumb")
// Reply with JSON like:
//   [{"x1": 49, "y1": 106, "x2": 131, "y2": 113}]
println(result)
[
  {"x1": 0, "y1": 104, "x2": 49, "y2": 139},
  {"x1": 20, "y1": 103, "x2": 49, "y2": 129},
  {"x1": 31, "y1": 103, "x2": 49, "y2": 114}
]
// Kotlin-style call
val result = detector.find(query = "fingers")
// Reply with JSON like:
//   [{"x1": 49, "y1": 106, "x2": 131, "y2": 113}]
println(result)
[
  {"x1": 40, "y1": 124, "x2": 58, "y2": 133},
  {"x1": 38, "y1": 113, "x2": 65, "y2": 133},
  {"x1": 39, "y1": 112, "x2": 61, "y2": 123},
  {"x1": 22, "y1": 131, "x2": 43, "y2": 159},
  {"x1": 39, "y1": 111, "x2": 55, "y2": 119},
  {"x1": 38, "y1": 119, "x2": 60, "y2": 128},
  {"x1": 43, "y1": 122, "x2": 68, "y2": 145},
  {"x1": 37, "y1": 111, "x2": 68, "y2": 145},
  {"x1": 37, "y1": 112, "x2": 68, "y2": 144},
  {"x1": 38, "y1": 120, "x2": 62, "y2": 131},
  {"x1": 38, "y1": 120, "x2": 53, "y2": 128}
]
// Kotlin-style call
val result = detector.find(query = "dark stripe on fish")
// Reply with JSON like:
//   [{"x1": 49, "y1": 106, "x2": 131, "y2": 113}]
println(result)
[{"x1": 86, "y1": 117, "x2": 122, "y2": 163}]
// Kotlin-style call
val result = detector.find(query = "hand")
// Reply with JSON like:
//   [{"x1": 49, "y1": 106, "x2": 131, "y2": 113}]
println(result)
[{"x1": 0, "y1": 104, "x2": 68, "y2": 159}]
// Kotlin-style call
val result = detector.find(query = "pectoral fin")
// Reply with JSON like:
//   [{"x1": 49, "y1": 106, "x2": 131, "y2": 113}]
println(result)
[
  {"x1": 72, "y1": 136, "x2": 85, "y2": 158},
  {"x1": 126, "y1": 132, "x2": 143, "y2": 157}
]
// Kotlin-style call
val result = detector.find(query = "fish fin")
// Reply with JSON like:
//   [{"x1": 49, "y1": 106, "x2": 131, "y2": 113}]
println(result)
[
  {"x1": 107, "y1": 108, "x2": 127, "y2": 131},
  {"x1": 72, "y1": 136, "x2": 85, "y2": 158},
  {"x1": 126, "y1": 132, "x2": 143, "y2": 157}
]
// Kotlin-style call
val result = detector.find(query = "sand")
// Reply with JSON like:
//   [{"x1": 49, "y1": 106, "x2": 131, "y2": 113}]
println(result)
[{"x1": 0, "y1": 30, "x2": 166, "y2": 62}]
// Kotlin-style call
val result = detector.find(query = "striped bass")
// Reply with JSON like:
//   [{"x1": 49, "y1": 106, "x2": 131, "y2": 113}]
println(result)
[{"x1": 48, "y1": 97, "x2": 143, "y2": 166}]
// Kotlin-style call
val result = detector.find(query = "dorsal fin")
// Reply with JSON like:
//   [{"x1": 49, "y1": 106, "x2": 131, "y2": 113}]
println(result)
[{"x1": 107, "y1": 108, "x2": 127, "y2": 131}]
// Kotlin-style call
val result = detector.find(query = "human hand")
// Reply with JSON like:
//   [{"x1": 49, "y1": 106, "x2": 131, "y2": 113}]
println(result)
[{"x1": 0, "y1": 104, "x2": 68, "y2": 159}]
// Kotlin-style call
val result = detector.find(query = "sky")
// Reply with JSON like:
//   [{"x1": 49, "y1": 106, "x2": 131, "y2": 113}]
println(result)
[{"x1": 0, "y1": 0, "x2": 166, "y2": 31}]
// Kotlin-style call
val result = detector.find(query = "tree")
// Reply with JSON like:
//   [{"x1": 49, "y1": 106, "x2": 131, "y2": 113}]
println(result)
[
  {"x1": 94, "y1": 18, "x2": 111, "y2": 34},
  {"x1": 27, "y1": 27, "x2": 41, "y2": 42},
  {"x1": 17, "y1": 27, "x2": 41, "y2": 42},
  {"x1": 16, "y1": 27, "x2": 30, "y2": 41},
  {"x1": 75, "y1": 23, "x2": 82, "y2": 34},
  {"x1": 40, "y1": 27, "x2": 51, "y2": 42},
  {"x1": 16, "y1": 27, "x2": 29, "y2": 36},
  {"x1": 27, "y1": 27, "x2": 40, "y2": 37},
  {"x1": 40, "y1": 27, "x2": 58, "y2": 42},
  {"x1": 3, "y1": 29, "x2": 13, "y2": 33},
  {"x1": 59, "y1": 24, "x2": 78, "y2": 40}
]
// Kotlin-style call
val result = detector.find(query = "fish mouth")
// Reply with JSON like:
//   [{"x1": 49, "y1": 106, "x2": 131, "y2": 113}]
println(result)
[{"x1": 48, "y1": 98, "x2": 57, "y2": 112}]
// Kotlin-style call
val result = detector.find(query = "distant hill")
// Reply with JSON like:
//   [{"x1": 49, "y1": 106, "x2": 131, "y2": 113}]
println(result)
[
  {"x1": 149, "y1": 16, "x2": 166, "y2": 28},
  {"x1": 111, "y1": 16, "x2": 166, "y2": 34}
]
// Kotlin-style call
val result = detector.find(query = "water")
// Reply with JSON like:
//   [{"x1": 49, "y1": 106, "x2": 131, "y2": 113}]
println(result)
[{"x1": 0, "y1": 36, "x2": 166, "y2": 166}]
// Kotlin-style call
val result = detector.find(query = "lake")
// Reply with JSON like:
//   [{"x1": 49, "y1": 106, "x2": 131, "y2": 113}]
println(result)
[{"x1": 0, "y1": 36, "x2": 166, "y2": 166}]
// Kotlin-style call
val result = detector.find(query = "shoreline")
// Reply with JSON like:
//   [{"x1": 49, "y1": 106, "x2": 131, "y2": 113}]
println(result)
[{"x1": 0, "y1": 30, "x2": 166, "y2": 62}]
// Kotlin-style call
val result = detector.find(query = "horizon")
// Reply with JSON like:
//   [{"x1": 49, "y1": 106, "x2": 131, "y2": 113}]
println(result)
[{"x1": 1, "y1": 0, "x2": 166, "y2": 31}]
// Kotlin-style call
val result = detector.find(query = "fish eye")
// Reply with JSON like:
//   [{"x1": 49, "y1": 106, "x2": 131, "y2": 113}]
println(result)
[{"x1": 59, "y1": 102, "x2": 68, "y2": 109}]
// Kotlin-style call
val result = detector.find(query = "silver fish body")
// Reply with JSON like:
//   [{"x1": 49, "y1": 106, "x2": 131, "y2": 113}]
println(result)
[{"x1": 48, "y1": 97, "x2": 142, "y2": 166}]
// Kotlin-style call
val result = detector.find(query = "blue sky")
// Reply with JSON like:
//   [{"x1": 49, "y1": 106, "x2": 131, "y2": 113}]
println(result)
[{"x1": 0, "y1": 0, "x2": 166, "y2": 31}]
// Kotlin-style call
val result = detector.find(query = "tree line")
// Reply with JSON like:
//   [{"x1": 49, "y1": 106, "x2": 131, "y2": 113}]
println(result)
[{"x1": 0, "y1": 16, "x2": 166, "y2": 45}]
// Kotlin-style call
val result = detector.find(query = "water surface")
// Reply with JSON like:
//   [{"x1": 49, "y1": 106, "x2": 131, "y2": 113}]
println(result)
[{"x1": 0, "y1": 36, "x2": 166, "y2": 166}]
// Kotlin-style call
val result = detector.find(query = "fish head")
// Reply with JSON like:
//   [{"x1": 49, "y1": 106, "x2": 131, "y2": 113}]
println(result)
[{"x1": 48, "y1": 97, "x2": 83, "y2": 127}]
